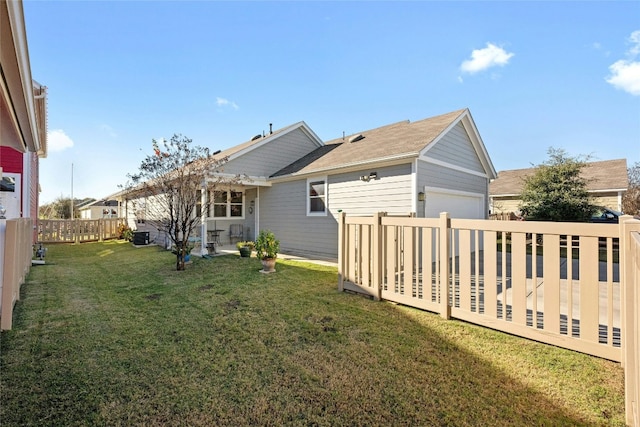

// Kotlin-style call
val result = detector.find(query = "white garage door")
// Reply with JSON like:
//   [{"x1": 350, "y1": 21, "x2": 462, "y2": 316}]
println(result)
[{"x1": 424, "y1": 188, "x2": 484, "y2": 219}]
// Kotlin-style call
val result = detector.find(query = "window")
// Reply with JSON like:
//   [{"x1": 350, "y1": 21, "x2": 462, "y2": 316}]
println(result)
[
  {"x1": 212, "y1": 190, "x2": 244, "y2": 218},
  {"x1": 0, "y1": 177, "x2": 15, "y2": 192},
  {"x1": 307, "y1": 178, "x2": 327, "y2": 216}
]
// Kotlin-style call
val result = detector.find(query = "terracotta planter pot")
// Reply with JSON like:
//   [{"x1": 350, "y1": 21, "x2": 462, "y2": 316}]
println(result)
[{"x1": 260, "y1": 258, "x2": 276, "y2": 273}]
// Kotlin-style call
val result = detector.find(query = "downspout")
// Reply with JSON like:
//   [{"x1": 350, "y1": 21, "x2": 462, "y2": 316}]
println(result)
[
  {"x1": 201, "y1": 180, "x2": 207, "y2": 254},
  {"x1": 255, "y1": 187, "x2": 260, "y2": 239}
]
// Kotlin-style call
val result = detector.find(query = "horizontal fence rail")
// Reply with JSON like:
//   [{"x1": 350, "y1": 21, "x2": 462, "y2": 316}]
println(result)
[
  {"x1": 338, "y1": 212, "x2": 631, "y2": 360},
  {"x1": 338, "y1": 212, "x2": 640, "y2": 426},
  {"x1": 340, "y1": 213, "x2": 625, "y2": 360},
  {"x1": 38, "y1": 218, "x2": 125, "y2": 243}
]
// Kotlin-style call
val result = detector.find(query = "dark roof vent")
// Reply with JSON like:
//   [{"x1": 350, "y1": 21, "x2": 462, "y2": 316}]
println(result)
[
  {"x1": 251, "y1": 134, "x2": 261, "y2": 141},
  {"x1": 213, "y1": 150, "x2": 221, "y2": 155},
  {"x1": 348, "y1": 134, "x2": 365, "y2": 143}
]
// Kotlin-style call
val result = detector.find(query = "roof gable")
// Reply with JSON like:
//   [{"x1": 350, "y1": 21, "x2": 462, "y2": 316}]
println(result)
[
  {"x1": 212, "y1": 121, "x2": 323, "y2": 164},
  {"x1": 271, "y1": 108, "x2": 496, "y2": 179}
]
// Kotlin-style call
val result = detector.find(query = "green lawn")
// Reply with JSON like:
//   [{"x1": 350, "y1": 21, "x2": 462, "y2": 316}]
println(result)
[{"x1": 0, "y1": 241, "x2": 625, "y2": 426}]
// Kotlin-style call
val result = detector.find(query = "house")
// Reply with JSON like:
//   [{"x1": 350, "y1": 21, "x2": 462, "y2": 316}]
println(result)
[
  {"x1": 78, "y1": 199, "x2": 121, "y2": 219},
  {"x1": 489, "y1": 158, "x2": 628, "y2": 215},
  {"x1": 127, "y1": 109, "x2": 496, "y2": 258},
  {"x1": 1, "y1": 0, "x2": 48, "y2": 329},
  {"x1": 124, "y1": 108, "x2": 495, "y2": 259},
  {"x1": 1, "y1": 0, "x2": 48, "y2": 223}
]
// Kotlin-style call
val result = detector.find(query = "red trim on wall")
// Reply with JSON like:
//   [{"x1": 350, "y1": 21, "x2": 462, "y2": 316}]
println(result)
[{"x1": 0, "y1": 146, "x2": 24, "y2": 174}]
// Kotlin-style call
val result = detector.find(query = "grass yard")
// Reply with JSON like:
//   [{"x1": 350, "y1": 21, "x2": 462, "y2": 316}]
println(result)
[{"x1": 0, "y1": 241, "x2": 625, "y2": 426}]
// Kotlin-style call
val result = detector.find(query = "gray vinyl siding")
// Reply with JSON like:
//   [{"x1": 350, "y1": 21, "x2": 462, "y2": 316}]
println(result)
[
  {"x1": 329, "y1": 164, "x2": 413, "y2": 216},
  {"x1": 426, "y1": 122, "x2": 484, "y2": 173},
  {"x1": 417, "y1": 160, "x2": 490, "y2": 216},
  {"x1": 259, "y1": 163, "x2": 413, "y2": 258},
  {"x1": 259, "y1": 181, "x2": 338, "y2": 258},
  {"x1": 418, "y1": 161, "x2": 487, "y2": 195},
  {"x1": 222, "y1": 128, "x2": 320, "y2": 177}
]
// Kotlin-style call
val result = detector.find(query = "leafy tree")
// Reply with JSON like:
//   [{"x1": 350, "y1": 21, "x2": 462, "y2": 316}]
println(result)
[
  {"x1": 39, "y1": 196, "x2": 89, "y2": 219},
  {"x1": 123, "y1": 134, "x2": 240, "y2": 271},
  {"x1": 622, "y1": 161, "x2": 640, "y2": 216},
  {"x1": 520, "y1": 148, "x2": 597, "y2": 222}
]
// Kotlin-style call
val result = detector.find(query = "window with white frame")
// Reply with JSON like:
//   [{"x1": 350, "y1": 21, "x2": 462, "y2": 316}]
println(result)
[
  {"x1": 307, "y1": 178, "x2": 327, "y2": 216},
  {"x1": 212, "y1": 190, "x2": 244, "y2": 218}
]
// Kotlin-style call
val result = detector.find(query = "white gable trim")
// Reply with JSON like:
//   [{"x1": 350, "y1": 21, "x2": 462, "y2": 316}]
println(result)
[
  {"x1": 420, "y1": 109, "x2": 496, "y2": 179},
  {"x1": 420, "y1": 156, "x2": 488, "y2": 179}
]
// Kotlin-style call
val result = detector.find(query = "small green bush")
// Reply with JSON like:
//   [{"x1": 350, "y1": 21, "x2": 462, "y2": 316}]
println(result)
[
  {"x1": 254, "y1": 230, "x2": 279, "y2": 260},
  {"x1": 118, "y1": 223, "x2": 133, "y2": 241},
  {"x1": 236, "y1": 241, "x2": 255, "y2": 250}
]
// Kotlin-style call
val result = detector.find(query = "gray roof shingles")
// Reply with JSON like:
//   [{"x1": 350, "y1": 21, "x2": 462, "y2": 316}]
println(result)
[{"x1": 271, "y1": 109, "x2": 467, "y2": 177}]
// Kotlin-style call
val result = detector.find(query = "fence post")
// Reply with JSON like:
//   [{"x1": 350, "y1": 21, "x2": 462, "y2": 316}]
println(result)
[
  {"x1": 620, "y1": 215, "x2": 640, "y2": 426},
  {"x1": 337, "y1": 211, "x2": 346, "y2": 292},
  {"x1": 372, "y1": 212, "x2": 385, "y2": 301},
  {"x1": 439, "y1": 212, "x2": 451, "y2": 319}
]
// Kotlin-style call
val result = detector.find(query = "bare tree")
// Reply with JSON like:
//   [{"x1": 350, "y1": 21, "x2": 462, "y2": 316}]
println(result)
[
  {"x1": 123, "y1": 134, "x2": 240, "y2": 270},
  {"x1": 622, "y1": 161, "x2": 640, "y2": 216}
]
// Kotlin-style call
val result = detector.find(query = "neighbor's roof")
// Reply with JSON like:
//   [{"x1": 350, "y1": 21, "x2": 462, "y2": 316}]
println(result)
[
  {"x1": 272, "y1": 109, "x2": 486, "y2": 178},
  {"x1": 490, "y1": 158, "x2": 629, "y2": 196}
]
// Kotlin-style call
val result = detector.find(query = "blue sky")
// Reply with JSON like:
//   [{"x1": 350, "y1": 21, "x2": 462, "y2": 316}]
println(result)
[{"x1": 23, "y1": 1, "x2": 640, "y2": 204}]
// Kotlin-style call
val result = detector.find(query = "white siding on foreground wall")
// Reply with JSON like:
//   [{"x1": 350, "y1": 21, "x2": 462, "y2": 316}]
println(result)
[{"x1": 329, "y1": 164, "x2": 413, "y2": 216}]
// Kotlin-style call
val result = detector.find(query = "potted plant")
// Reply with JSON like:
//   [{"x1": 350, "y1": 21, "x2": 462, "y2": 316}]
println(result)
[
  {"x1": 254, "y1": 230, "x2": 280, "y2": 273},
  {"x1": 172, "y1": 242, "x2": 194, "y2": 263},
  {"x1": 236, "y1": 241, "x2": 255, "y2": 258}
]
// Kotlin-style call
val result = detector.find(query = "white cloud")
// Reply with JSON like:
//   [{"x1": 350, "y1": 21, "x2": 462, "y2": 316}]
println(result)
[
  {"x1": 215, "y1": 97, "x2": 239, "y2": 111},
  {"x1": 460, "y1": 43, "x2": 514, "y2": 74},
  {"x1": 47, "y1": 129, "x2": 74, "y2": 152},
  {"x1": 606, "y1": 60, "x2": 640, "y2": 95},
  {"x1": 606, "y1": 30, "x2": 640, "y2": 96}
]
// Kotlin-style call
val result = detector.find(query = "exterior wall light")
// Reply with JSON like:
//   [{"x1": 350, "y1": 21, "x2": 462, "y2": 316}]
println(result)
[{"x1": 418, "y1": 192, "x2": 426, "y2": 202}]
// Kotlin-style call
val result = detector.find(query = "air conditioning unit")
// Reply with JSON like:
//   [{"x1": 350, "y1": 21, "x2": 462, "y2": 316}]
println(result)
[{"x1": 133, "y1": 231, "x2": 150, "y2": 245}]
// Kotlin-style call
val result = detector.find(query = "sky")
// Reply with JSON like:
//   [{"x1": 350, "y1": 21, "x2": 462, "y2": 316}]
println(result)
[{"x1": 21, "y1": 0, "x2": 640, "y2": 205}]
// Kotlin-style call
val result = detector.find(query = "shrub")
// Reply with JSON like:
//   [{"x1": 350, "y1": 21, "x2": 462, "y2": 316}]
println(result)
[
  {"x1": 118, "y1": 223, "x2": 133, "y2": 241},
  {"x1": 236, "y1": 241, "x2": 255, "y2": 250},
  {"x1": 254, "y1": 230, "x2": 279, "y2": 260}
]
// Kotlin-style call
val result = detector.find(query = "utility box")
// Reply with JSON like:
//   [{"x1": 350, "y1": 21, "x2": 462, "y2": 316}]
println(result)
[{"x1": 133, "y1": 231, "x2": 149, "y2": 245}]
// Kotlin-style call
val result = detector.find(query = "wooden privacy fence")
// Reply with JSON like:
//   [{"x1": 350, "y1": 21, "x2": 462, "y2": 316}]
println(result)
[
  {"x1": 338, "y1": 212, "x2": 640, "y2": 426},
  {"x1": 623, "y1": 228, "x2": 640, "y2": 426},
  {"x1": 38, "y1": 218, "x2": 125, "y2": 243},
  {"x1": 1, "y1": 218, "x2": 33, "y2": 330}
]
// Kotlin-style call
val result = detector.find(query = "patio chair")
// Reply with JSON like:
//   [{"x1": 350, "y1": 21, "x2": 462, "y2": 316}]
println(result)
[{"x1": 229, "y1": 224, "x2": 243, "y2": 244}]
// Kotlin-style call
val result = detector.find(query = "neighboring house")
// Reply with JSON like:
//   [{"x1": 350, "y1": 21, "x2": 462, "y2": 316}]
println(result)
[
  {"x1": 489, "y1": 158, "x2": 628, "y2": 215},
  {"x1": 123, "y1": 108, "x2": 496, "y2": 259},
  {"x1": 78, "y1": 199, "x2": 121, "y2": 219},
  {"x1": 0, "y1": 0, "x2": 48, "y2": 225}
]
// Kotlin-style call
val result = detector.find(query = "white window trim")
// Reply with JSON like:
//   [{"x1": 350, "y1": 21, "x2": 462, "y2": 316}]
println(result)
[
  {"x1": 307, "y1": 176, "x2": 328, "y2": 217},
  {"x1": 210, "y1": 189, "x2": 245, "y2": 219}
]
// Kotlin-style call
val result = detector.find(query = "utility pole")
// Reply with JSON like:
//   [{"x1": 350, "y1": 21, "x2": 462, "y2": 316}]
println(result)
[{"x1": 70, "y1": 162, "x2": 74, "y2": 219}]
